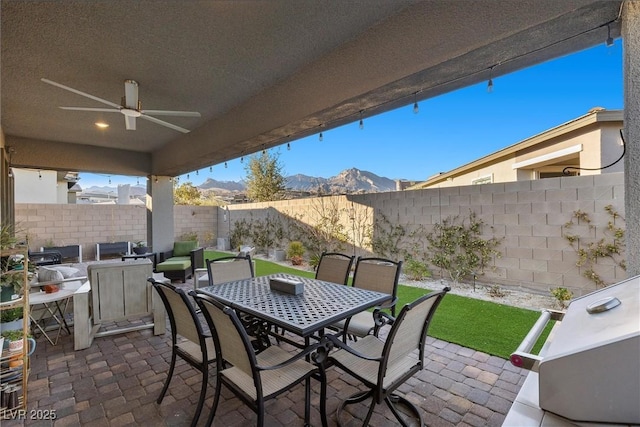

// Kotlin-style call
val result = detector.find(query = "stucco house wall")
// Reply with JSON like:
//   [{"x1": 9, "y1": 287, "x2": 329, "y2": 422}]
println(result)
[{"x1": 415, "y1": 109, "x2": 623, "y2": 189}]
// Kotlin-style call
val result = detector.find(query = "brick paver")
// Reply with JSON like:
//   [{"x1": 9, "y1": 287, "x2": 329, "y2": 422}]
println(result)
[{"x1": 7, "y1": 307, "x2": 529, "y2": 426}]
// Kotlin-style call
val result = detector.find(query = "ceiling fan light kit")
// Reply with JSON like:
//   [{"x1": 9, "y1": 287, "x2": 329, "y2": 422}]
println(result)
[{"x1": 41, "y1": 78, "x2": 200, "y2": 133}]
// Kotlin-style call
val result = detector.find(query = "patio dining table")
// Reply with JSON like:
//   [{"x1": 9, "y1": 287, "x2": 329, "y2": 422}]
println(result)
[{"x1": 198, "y1": 273, "x2": 390, "y2": 341}]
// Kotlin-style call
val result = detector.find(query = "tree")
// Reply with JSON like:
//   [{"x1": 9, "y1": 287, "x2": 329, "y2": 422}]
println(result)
[
  {"x1": 174, "y1": 180, "x2": 202, "y2": 205},
  {"x1": 244, "y1": 151, "x2": 286, "y2": 202}
]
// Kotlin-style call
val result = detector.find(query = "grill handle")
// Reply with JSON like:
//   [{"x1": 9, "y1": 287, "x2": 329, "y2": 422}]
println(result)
[{"x1": 510, "y1": 309, "x2": 564, "y2": 371}]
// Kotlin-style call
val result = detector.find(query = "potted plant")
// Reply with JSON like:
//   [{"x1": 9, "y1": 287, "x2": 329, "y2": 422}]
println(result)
[
  {"x1": 133, "y1": 241, "x2": 149, "y2": 255},
  {"x1": 1, "y1": 222, "x2": 18, "y2": 250},
  {"x1": 0, "y1": 307, "x2": 23, "y2": 333},
  {"x1": 1, "y1": 256, "x2": 25, "y2": 303},
  {"x1": 286, "y1": 241, "x2": 305, "y2": 266}
]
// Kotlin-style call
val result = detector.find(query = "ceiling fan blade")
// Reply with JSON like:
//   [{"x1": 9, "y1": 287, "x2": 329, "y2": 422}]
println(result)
[
  {"x1": 140, "y1": 114, "x2": 190, "y2": 133},
  {"x1": 124, "y1": 80, "x2": 139, "y2": 109},
  {"x1": 41, "y1": 78, "x2": 121, "y2": 109},
  {"x1": 60, "y1": 107, "x2": 121, "y2": 113},
  {"x1": 124, "y1": 115, "x2": 137, "y2": 131},
  {"x1": 141, "y1": 110, "x2": 201, "y2": 117}
]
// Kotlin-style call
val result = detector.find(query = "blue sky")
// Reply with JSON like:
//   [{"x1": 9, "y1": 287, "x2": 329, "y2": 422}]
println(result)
[{"x1": 81, "y1": 41, "x2": 623, "y2": 188}]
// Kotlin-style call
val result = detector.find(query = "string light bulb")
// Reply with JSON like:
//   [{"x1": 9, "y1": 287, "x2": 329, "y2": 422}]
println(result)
[
  {"x1": 187, "y1": 173, "x2": 190, "y2": 180},
  {"x1": 225, "y1": 162, "x2": 228, "y2": 169},
  {"x1": 359, "y1": 111, "x2": 364, "y2": 130},
  {"x1": 241, "y1": 156, "x2": 244, "y2": 163},
  {"x1": 413, "y1": 92, "x2": 419, "y2": 114},
  {"x1": 487, "y1": 66, "x2": 494, "y2": 93},
  {"x1": 209, "y1": 166, "x2": 212, "y2": 172},
  {"x1": 154, "y1": 176, "x2": 158, "y2": 183},
  {"x1": 287, "y1": 142, "x2": 291, "y2": 151},
  {"x1": 319, "y1": 131, "x2": 323, "y2": 142},
  {"x1": 605, "y1": 24, "x2": 614, "y2": 47},
  {"x1": 108, "y1": 175, "x2": 111, "y2": 184},
  {"x1": 196, "y1": 170, "x2": 199, "y2": 176},
  {"x1": 39, "y1": 171, "x2": 43, "y2": 180},
  {"x1": 262, "y1": 146, "x2": 266, "y2": 155}
]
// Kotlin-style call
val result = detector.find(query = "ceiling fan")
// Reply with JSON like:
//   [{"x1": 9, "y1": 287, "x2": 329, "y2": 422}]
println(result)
[{"x1": 41, "y1": 78, "x2": 201, "y2": 133}]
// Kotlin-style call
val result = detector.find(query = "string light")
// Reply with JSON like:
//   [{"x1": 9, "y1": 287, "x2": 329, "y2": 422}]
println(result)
[
  {"x1": 413, "y1": 92, "x2": 419, "y2": 114},
  {"x1": 262, "y1": 146, "x2": 266, "y2": 155},
  {"x1": 606, "y1": 24, "x2": 614, "y2": 46},
  {"x1": 187, "y1": 173, "x2": 190, "y2": 180},
  {"x1": 287, "y1": 142, "x2": 290, "y2": 151},
  {"x1": 319, "y1": 131, "x2": 323, "y2": 142},
  {"x1": 196, "y1": 170, "x2": 199, "y2": 176},
  {"x1": 39, "y1": 171, "x2": 42, "y2": 180},
  {"x1": 209, "y1": 166, "x2": 212, "y2": 172},
  {"x1": 225, "y1": 162, "x2": 228, "y2": 168},
  {"x1": 137, "y1": 177, "x2": 139, "y2": 185},
  {"x1": 359, "y1": 111, "x2": 364, "y2": 130},
  {"x1": 154, "y1": 176, "x2": 158, "y2": 183},
  {"x1": 108, "y1": 175, "x2": 111, "y2": 184},
  {"x1": 241, "y1": 155, "x2": 244, "y2": 163}
]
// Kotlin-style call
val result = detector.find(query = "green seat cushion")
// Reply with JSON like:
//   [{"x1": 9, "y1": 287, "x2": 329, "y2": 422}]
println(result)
[
  {"x1": 173, "y1": 240, "x2": 198, "y2": 257},
  {"x1": 156, "y1": 258, "x2": 191, "y2": 272}
]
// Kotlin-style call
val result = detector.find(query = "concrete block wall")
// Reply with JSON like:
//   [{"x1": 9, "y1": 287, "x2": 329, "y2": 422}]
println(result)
[
  {"x1": 16, "y1": 204, "x2": 219, "y2": 260},
  {"x1": 224, "y1": 173, "x2": 626, "y2": 296}
]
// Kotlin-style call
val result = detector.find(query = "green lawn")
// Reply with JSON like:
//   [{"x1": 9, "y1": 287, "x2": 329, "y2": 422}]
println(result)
[{"x1": 203, "y1": 250, "x2": 552, "y2": 359}]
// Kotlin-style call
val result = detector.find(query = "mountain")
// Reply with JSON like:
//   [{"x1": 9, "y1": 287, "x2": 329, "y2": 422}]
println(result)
[
  {"x1": 79, "y1": 168, "x2": 400, "y2": 197},
  {"x1": 199, "y1": 178, "x2": 245, "y2": 192}
]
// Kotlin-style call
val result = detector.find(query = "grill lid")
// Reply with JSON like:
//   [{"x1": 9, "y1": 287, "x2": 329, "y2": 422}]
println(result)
[{"x1": 538, "y1": 275, "x2": 640, "y2": 424}]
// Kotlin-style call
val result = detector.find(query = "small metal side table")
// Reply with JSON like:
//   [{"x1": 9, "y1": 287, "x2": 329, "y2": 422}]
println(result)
[{"x1": 121, "y1": 252, "x2": 157, "y2": 269}]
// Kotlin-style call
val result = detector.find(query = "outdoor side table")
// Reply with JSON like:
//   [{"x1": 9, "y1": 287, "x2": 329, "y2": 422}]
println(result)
[{"x1": 29, "y1": 280, "x2": 83, "y2": 345}]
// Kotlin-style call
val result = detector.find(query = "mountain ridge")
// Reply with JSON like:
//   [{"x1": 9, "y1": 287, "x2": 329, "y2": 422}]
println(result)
[{"x1": 81, "y1": 168, "x2": 402, "y2": 196}]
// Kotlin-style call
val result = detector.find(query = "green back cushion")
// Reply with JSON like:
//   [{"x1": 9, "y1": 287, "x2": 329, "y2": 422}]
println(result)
[{"x1": 173, "y1": 240, "x2": 198, "y2": 257}]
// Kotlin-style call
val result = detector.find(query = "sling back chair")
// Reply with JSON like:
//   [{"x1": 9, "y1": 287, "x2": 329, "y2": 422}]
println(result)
[
  {"x1": 333, "y1": 257, "x2": 402, "y2": 341},
  {"x1": 315, "y1": 251, "x2": 355, "y2": 285},
  {"x1": 148, "y1": 278, "x2": 216, "y2": 427},
  {"x1": 191, "y1": 291, "x2": 328, "y2": 427},
  {"x1": 319, "y1": 287, "x2": 450, "y2": 426}
]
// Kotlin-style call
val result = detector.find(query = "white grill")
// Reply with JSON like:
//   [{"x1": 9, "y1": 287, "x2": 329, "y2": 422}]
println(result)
[{"x1": 504, "y1": 275, "x2": 640, "y2": 426}]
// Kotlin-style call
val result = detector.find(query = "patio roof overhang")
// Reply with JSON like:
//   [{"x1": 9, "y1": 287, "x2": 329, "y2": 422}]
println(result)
[{"x1": 1, "y1": 1, "x2": 623, "y2": 178}]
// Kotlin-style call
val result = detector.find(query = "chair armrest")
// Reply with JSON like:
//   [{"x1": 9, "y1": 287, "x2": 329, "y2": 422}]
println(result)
[
  {"x1": 159, "y1": 250, "x2": 174, "y2": 263},
  {"x1": 314, "y1": 334, "x2": 384, "y2": 365}
]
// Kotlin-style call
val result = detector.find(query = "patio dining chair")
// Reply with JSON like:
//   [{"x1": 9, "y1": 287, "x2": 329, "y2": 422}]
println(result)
[
  {"x1": 191, "y1": 291, "x2": 328, "y2": 427},
  {"x1": 205, "y1": 254, "x2": 273, "y2": 349},
  {"x1": 315, "y1": 251, "x2": 355, "y2": 285},
  {"x1": 205, "y1": 254, "x2": 254, "y2": 286},
  {"x1": 333, "y1": 257, "x2": 402, "y2": 341},
  {"x1": 319, "y1": 287, "x2": 450, "y2": 426},
  {"x1": 148, "y1": 278, "x2": 216, "y2": 427}
]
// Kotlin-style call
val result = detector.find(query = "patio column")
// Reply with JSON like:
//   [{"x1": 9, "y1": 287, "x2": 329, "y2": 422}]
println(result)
[
  {"x1": 623, "y1": 1, "x2": 640, "y2": 276},
  {"x1": 147, "y1": 176, "x2": 175, "y2": 255}
]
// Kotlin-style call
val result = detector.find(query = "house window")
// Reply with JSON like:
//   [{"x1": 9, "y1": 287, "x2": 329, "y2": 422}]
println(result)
[{"x1": 472, "y1": 174, "x2": 493, "y2": 185}]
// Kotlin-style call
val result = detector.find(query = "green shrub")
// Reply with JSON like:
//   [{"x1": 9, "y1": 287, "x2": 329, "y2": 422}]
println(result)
[
  {"x1": 403, "y1": 258, "x2": 431, "y2": 281},
  {"x1": 550, "y1": 287, "x2": 573, "y2": 309},
  {"x1": 287, "y1": 241, "x2": 305, "y2": 265}
]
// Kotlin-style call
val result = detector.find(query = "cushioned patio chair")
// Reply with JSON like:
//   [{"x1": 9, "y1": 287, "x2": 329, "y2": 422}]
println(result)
[
  {"x1": 148, "y1": 278, "x2": 216, "y2": 427},
  {"x1": 315, "y1": 251, "x2": 354, "y2": 285},
  {"x1": 155, "y1": 240, "x2": 204, "y2": 283},
  {"x1": 333, "y1": 257, "x2": 402, "y2": 342},
  {"x1": 191, "y1": 291, "x2": 327, "y2": 427},
  {"x1": 319, "y1": 287, "x2": 450, "y2": 426}
]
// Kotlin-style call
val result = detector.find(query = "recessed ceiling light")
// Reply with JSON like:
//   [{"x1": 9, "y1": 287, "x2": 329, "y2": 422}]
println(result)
[{"x1": 95, "y1": 122, "x2": 109, "y2": 129}]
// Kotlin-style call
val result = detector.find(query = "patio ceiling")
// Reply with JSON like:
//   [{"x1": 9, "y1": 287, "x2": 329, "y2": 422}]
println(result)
[{"x1": 1, "y1": 1, "x2": 622, "y2": 178}]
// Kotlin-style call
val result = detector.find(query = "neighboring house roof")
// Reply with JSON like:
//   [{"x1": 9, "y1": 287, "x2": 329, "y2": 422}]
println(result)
[{"x1": 409, "y1": 108, "x2": 623, "y2": 189}]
